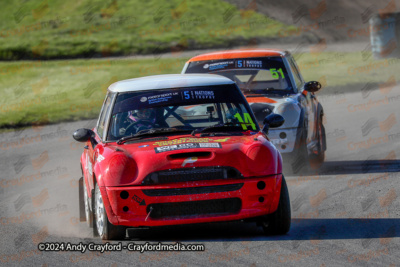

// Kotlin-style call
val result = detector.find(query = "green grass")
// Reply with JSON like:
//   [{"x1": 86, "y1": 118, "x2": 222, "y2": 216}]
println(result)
[
  {"x1": 0, "y1": 0, "x2": 291, "y2": 59},
  {"x1": 296, "y1": 52, "x2": 400, "y2": 87},
  {"x1": 1, "y1": 51, "x2": 399, "y2": 128},
  {"x1": 0, "y1": 57, "x2": 189, "y2": 127}
]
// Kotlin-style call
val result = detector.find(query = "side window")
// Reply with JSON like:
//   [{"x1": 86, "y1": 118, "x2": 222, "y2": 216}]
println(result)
[
  {"x1": 288, "y1": 57, "x2": 303, "y2": 89},
  {"x1": 97, "y1": 95, "x2": 112, "y2": 139}
]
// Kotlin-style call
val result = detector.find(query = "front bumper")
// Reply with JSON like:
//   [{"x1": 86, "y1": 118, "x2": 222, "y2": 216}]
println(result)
[{"x1": 101, "y1": 174, "x2": 282, "y2": 227}]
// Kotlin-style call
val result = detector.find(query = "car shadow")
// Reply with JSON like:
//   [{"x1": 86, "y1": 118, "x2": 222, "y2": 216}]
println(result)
[
  {"x1": 285, "y1": 160, "x2": 400, "y2": 176},
  {"x1": 126, "y1": 218, "x2": 399, "y2": 242}
]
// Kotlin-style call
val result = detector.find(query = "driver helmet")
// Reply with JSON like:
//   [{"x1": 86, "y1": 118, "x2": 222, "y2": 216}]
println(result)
[
  {"x1": 128, "y1": 108, "x2": 156, "y2": 123},
  {"x1": 226, "y1": 107, "x2": 240, "y2": 120}
]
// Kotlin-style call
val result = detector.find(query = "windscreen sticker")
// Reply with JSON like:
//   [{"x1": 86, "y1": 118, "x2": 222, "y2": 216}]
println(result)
[
  {"x1": 112, "y1": 85, "x2": 245, "y2": 115},
  {"x1": 183, "y1": 90, "x2": 215, "y2": 100},
  {"x1": 148, "y1": 92, "x2": 178, "y2": 104},
  {"x1": 233, "y1": 113, "x2": 257, "y2": 130},
  {"x1": 236, "y1": 60, "x2": 263, "y2": 68},
  {"x1": 154, "y1": 143, "x2": 222, "y2": 153},
  {"x1": 185, "y1": 57, "x2": 288, "y2": 75},
  {"x1": 270, "y1": 68, "x2": 285, "y2": 79},
  {"x1": 204, "y1": 61, "x2": 234, "y2": 71}
]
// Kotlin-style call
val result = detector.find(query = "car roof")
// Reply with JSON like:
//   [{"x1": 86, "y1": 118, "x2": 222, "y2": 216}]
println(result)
[
  {"x1": 108, "y1": 74, "x2": 235, "y2": 93},
  {"x1": 186, "y1": 49, "x2": 287, "y2": 63}
]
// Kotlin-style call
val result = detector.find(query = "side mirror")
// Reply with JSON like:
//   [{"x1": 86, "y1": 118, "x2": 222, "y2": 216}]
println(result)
[
  {"x1": 263, "y1": 114, "x2": 285, "y2": 128},
  {"x1": 304, "y1": 81, "x2": 322, "y2": 93},
  {"x1": 73, "y1": 128, "x2": 95, "y2": 142},
  {"x1": 262, "y1": 114, "x2": 285, "y2": 134}
]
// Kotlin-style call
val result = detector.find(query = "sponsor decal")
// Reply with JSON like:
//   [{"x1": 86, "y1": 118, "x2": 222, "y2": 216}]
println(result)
[
  {"x1": 182, "y1": 157, "x2": 198, "y2": 167},
  {"x1": 285, "y1": 98, "x2": 296, "y2": 103},
  {"x1": 213, "y1": 137, "x2": 230, "y2": 142},
  {"x1": 132, "y1": 195, "x2": 146, "y2": 206},
  {"x1": 153, "y1": 137, "x2": 212, "y2": 146},
  {"x1": 86, "y1": 153, "x2": 92, "y2": 175},
  {"x1": 138, "y1": 145, "x2": 149, "y2": 148},
  {"x1": 205, "y1": 61, "x2": 234, "y2": 71},
  {"x1": 153, "y1": 137, "x2": 230, "y2": 147},
  {"x1": 140, "y1": 97, "x2": 147, "y2": 102},
  {"x1": 270, "y1": 138, "x2": 288, "y2": 145},
  {"x1": 96, "y1": 154, "x2": 105, "y2": 162},
  {"x1": 154, "y1": 143, "x2": 222, "y2": 153}
]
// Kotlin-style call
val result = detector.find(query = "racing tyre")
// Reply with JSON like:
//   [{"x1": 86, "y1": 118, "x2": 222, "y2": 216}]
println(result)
[
  {"x1": 309, "y1": 119, "x2": 326, "y2": 169},
  {"x1": 94, "y1": 184, "x2": 126, "y2": 240},
  {"x1": 79, "y1": 177, "x2": 86, "y2": 222},
  {"x1": 285, "y1": 128, "x2": 310, "y2": 174},
  {"x1": 82, "y1": 178, "x2": 93, "y2": 227},
  {"x1": 262, "y1": 176, "x2": 291, "y2": 235}
]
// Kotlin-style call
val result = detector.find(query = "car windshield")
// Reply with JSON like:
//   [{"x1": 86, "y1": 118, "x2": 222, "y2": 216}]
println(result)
[
  {"x1": 184, "y1": 57, "x2": 294, "y2": 95},
  {"x1": 107, "y1": 84, "x2": 259, "y2": 141}
]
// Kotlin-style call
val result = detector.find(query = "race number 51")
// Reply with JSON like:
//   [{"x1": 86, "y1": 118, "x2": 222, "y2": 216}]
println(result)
[{"x1": 270, "y1": 68, "x2": 285, "y2": 79}]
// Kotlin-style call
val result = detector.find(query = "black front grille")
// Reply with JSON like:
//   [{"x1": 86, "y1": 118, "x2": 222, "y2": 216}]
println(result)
[
  {"x1": 147, "y1": 198, "x2": 242, "y2": 219},
  {"x1": 142, "y1": 183, "x2": 243, "y2": 196},
  {"x1": 142, "y1": 166, "x2": 242, "y2": 185}
]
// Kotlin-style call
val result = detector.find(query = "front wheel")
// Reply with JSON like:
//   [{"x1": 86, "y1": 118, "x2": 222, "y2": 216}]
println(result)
[
  {"x1": 310, "y1": 119, "x2": 326, "y2": 169},
  {"x1": 94, "y1": 184, "x2": 126, "y2": 240},
  {"x1": 284, "y1": 127, "x2": 310, "y2": 174},
  {"x1": 83, "y1": 179, "x2": 93, "y2": 227},
  {"x1": 261, "y1": 176, "x2": 291, "y2": 235}
]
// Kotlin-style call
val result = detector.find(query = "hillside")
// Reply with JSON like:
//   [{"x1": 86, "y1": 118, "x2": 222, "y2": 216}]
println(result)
[{"x1": 0, "y1": 0, "x2": 293, "y2": 60}]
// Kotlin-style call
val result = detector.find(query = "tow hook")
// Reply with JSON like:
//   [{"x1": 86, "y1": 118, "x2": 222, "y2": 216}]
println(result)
[{"x1": 145, "y1": 207, "x2": 153, "y2": 221}]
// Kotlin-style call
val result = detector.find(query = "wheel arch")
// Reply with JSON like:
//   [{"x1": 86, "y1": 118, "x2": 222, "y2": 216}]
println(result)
[
  {"x1": 92, "y1": 173, "x2": 120, "y2": 225},
  {"x1": 294, "y1": 107, "x2": 307, "y2": 147},
  {"x1": 316, "y1": 103, "x2": 327, "y2": 151}
]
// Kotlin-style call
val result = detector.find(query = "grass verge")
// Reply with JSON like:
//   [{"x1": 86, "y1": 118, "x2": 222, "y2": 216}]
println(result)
[{"x1": 1, "y1": 51, "x2": 399, "y2": 128}]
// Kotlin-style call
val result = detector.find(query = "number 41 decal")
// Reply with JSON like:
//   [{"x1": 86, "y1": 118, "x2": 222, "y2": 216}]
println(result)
[{"x1": 234, "y1": 113, "x2": 256, "y2": 130}]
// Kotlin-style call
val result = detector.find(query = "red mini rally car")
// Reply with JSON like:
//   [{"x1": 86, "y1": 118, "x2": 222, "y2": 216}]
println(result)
[{"x1": 74, "y1": 74, "x2": 290, "y2": 240}]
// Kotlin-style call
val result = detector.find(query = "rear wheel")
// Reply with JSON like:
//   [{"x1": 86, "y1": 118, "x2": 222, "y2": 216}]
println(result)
[
  {"x1": 94, "y1": 184, "x2": 126, "y2": 240},
  {"x1": 261, "y1": 176, "x2": 291, "y2": 235}
]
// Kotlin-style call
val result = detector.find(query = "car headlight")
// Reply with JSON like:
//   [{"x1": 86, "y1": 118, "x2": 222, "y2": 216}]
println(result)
[
  {"x1": 275, "y1": 102, "x2": 301, "y2": 127},
  {"x1": 108, "y1": 154, "x2": 138, "y2": 186},
  {"x1": 246, "y1": 144, "x2": 274, "y2": 174}
]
